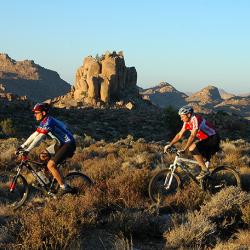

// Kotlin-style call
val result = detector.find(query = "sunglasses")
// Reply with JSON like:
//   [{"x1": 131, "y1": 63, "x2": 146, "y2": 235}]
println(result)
[{"x1": 34, "y1": 112, "x2": 42, "y2": 115}]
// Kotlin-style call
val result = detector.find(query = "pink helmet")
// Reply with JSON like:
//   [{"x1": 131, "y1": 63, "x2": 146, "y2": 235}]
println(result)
[{"x1": 32, "y1": 103, "x2": 50, "y2": 113}]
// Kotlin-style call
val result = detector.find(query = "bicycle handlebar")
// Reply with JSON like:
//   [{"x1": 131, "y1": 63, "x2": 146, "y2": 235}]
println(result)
[
  {"x1": 15, "y1": 149, "x2": 29, "y2": 161},
  {"x1": 164, "y1": 146, "x2": 183, "y2": 156}
]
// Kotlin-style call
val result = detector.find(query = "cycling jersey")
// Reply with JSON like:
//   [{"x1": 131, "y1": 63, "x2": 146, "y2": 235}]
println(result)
[
  {"x1": 37, "y1": 116, "x2": 75, "y2": 145},
  {"x1": 183, "y1": 114, "x2": 216, "y2": 140}
]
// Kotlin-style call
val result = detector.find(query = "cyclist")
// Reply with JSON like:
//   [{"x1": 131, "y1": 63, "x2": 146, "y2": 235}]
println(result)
[
  {"x1": 17, "y1": 103, "x2": 76, "y2": 195},
  {"x1": 164, "y1": 105, "x2": 220, "y2": 179}
]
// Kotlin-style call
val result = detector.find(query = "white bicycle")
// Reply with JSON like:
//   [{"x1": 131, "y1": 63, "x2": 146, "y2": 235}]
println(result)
[{"x1": 148, "y1": 146, "x2": 241, "y2": 203}]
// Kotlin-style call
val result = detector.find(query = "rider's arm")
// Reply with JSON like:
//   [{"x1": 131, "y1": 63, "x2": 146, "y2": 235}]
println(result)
[
  {"x1": 21, "y1": 131, "x2": 39, "y2": 148},
  {"x1": 183, "y1": 129, "x2": 198, "y2": 151},
  {"x1": 25, "y1": 133, "x2": 46, "y2": 152},
  {"x1": 169, "y1": 126, "x2": 186, "y2": 146}
]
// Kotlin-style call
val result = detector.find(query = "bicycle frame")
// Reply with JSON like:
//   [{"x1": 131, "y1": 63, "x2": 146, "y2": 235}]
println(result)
[
  {"x1": 11, "y1": 157, "x2": 57, "y2": 195},
  {"x1": 164, "y1": 153, "x2": 204, "y2": 189}
]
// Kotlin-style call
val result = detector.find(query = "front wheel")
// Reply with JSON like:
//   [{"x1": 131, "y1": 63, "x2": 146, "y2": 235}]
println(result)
[
  {"x1": 148, "y1": 169, "x2": 181, "y2": 204},
  {"x1": 206, "y1": 166, "x2": 241, "y2": 193},
  {"x1": 63, "y1": 172, "x2": 93, "y2": 195},
  {"x1": 0, "y1": 171, "x2": 29, "y2": 209}
]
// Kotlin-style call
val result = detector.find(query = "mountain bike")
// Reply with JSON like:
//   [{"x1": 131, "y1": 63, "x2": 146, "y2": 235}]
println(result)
[
  {"x1": 0, "y1": 151, "x2": 93, "y2": 209},
  {"x1": 148, "y1": 147, "x2": 241, "y2": 203}
]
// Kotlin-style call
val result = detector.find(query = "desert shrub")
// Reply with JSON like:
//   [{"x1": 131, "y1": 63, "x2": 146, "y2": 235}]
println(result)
[
  {"x1": 84, "y1": 156, "x2": 122, "y2": 182},
  {"x1": 0, "y1": 118, "x2": 16, "y2": 136},
  {"x1": 4, "y1": 196, "x2": 96, "y2": 250},
  {"x1": 214, "y1": 230, "x2": 250, "y2": 250},
  {"x1": 219, "y1": 140, "x2": 247, "y2": 168},
  {"x1": 200, "y1": 186, "x2": 249, "y2": 218},
  {"x1": 80, "y1": 230, "x2": 132, "y2": 250},
  {"x1": 106, "y1": 167, "x2": 151, "y2": 207},
  {"x1": 164, "y1": 187, "x2": 249, "y2": 248},
  {"x1": 241, "y1": 202, "x2": 250, "y2": 227},
  {"x1": 107, "y1": 209, "x2": 169, "y2": 239},
  {"x1": 74, "y1": 134, "x2": 96, "y2": 148},
  {"x1": 0, "y1": 138, "x2": 19, "y2": 168},
  {"x1": 161, "y1": 182, "x2": 208, "y2": 213},
  {"x1": 164, "y1": 210, "x2": 216, "y2": 248}
]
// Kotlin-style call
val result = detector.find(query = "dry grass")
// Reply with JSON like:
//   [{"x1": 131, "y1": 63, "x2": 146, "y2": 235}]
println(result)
[
  {"x1": 0, "y1": 136, "x2": 250, "y2": 249},
  {"x1": 2, "y1": 195, "x2": 97, "y2": 249},
  {"x1": 214, "y1": 230, "x2": 250, "y2": 250},
  {"x1": 165, "y1": 210, "x2": 216, "y2": 248},
  {"x1": 241, "y1": 202, "x2": 250, "y2": 226},
  {"x1": 159, "y1": 181, "x2": 209, "y2": 213},
  {"x1": 164, "y1": 187, "x2": 250, "y2": 248}
]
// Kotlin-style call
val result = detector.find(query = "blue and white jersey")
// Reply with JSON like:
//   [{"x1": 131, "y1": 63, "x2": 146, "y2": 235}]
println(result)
[{"x1": 36, "y1": 116, "x2": 75, "y2": 144}]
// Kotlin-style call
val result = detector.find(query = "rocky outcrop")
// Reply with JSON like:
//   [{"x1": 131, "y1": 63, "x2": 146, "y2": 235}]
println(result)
[
  {"x1": 73, "y1": 51, "x2": 137, "y2": 103},
  {"x1": 140, "y1": 82, "x2": 187, "y2": 108},
  {"x1": 0, "y1": 53, "x2": 71, "y2": 102}
]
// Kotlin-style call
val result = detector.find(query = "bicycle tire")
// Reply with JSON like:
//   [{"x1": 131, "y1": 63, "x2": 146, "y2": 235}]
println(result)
[
  {"x1": 0, "y1": 171, "x2": 29, "y2": 209},
  {"x1": 206, "y1": 166, "x2": 241, "y2": 193},
  {"x1": 148, "y1": 169, "x2": 181, "y2": 203},
  {"x1": 62, "y1": 172, "x2": 93, "y2": 195}
]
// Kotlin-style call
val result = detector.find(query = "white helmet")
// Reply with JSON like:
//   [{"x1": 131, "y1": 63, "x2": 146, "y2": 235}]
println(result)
[{"x1": 178, "y1": 105, "x2": 193, "y2": 115}]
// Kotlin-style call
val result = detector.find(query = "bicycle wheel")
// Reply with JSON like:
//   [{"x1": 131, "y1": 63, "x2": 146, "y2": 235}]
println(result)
[
  {"x1": 0, "y1": 171, "x2": 29, "y2": 209},
  {"x1": 207, "y1": 166, "x2": 241, "y2": 193},
  {"x1": 148, "y1": 169, "x2": 181, "y2": 203},
  {"x1": 63, "y1": 172, "x2": 93, "y2": 195}
]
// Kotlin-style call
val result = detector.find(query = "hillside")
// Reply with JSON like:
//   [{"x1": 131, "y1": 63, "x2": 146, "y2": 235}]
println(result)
[
  {"x1": 0, "y1": 53, "x2": 70, "y2": 102},
  {"x1": 140, "y1": 82, "x2": 187, "y2": 108}
]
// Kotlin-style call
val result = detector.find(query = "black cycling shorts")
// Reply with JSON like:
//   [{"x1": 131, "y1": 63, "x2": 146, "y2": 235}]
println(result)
[
  {"x1": 51, "y1": 142, "x2": 76, "y2": 164},
  {"x1": 196, "y1": 134, "x2": 221, "y2": 161}
]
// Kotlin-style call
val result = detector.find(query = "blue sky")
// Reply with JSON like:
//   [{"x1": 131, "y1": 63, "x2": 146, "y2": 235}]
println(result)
[{"x1": 1, "y1": 0, "x2": 250, "y2": 94}]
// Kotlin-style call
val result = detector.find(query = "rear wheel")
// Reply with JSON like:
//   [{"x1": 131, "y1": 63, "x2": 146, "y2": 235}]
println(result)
[
  {"x1": 63, "y1": 172, "x2": 93, "y2": 195},
  {"x1": 0, "y1": 171, "x2": 29, "y2": 209},
  {"x1": 206, "y1": 166, "x2": 241, "y2": 193},
  {"x1": 148, "y1": 169, "x2": 181, "y2": 203}
]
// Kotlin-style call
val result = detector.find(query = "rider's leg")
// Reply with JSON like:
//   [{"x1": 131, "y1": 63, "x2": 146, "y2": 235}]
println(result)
[
  {"x1": 47, "y1": 159, "x2": 64, "y2": 185},
  {"x1": 188, "y1": 143, "x2": 208, "y2": 172}
]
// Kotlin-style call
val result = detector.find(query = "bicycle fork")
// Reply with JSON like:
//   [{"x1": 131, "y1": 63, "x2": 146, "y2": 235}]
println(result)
[
  {"x1": 163, "y1": 164, "x2": 176, "y2": 190},
  {"x1": 10, "y1": 168, "x2": 21, "y2": 192}
]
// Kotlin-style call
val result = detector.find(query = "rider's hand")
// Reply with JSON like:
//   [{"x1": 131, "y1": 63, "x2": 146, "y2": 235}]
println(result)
[
  {"x1": 15, "y1": 147, "x2": 24, "y2": 155},
  {"x1": 15, "y1": 147, "x2": 28, "y2": 156},
  {"x1": 164, "y1": 144, "x2": 172, "y2": 153}
]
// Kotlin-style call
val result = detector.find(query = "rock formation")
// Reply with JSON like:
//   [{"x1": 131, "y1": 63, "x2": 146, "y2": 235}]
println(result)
[
  {"x1": 73, "y1": 51, "x2": 138, "y2": 103},
  {"x1": 0, "y1": 53, "x2": 71, "y2": 102}
]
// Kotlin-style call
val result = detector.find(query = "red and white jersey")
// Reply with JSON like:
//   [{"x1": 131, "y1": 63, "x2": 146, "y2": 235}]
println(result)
[{"x1": 183, "y1": 114, "x2": 216, "y2": 140}]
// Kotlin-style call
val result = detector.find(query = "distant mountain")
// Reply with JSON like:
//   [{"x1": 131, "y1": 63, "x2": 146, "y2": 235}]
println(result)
[
  {"x1": 0, "y1": 53, "x2": 71, "y2": 102},
  {"x1": 139, "y1": 82, "x2": 187, "y2": 108},
  {"x1": 215, "y1": 96, "x2": 250, "y2": 118},
  {"x1": 186, "y1": 85, "x2": 222, "y2": 104},
  {"x1": 140, "y1": 83, "x2": 250, "y2": 119},
  {"x1": 239, "y1": 93, "x2": 250, "y2": 97},
  {"x1": 218, "y1": 89, "x2": 235, "y2": 100}
]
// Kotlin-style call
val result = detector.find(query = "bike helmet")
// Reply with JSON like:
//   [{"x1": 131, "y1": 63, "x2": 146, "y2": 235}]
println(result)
[
  {"x1": 32, "y1": 103, "x2": 50, "y2": 113},
  {"x1": 178, "y1": 105, "x2": 193, "y2": 115}
]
